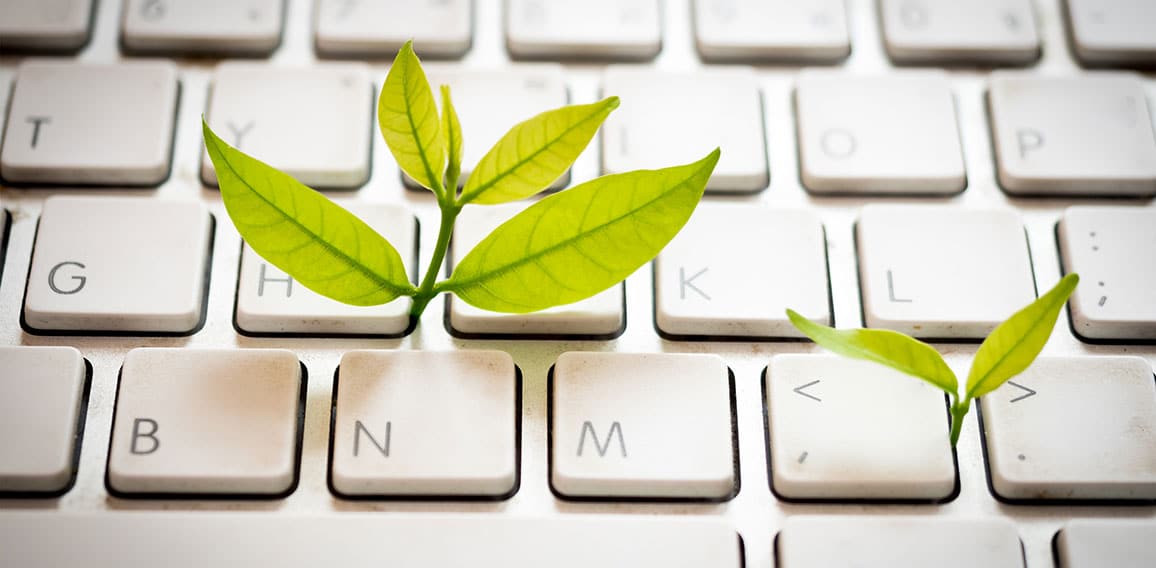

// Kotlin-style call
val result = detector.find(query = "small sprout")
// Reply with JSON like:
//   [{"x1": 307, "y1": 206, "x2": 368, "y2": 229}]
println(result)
[
  {"x1": 787, "y1": 273, "x2": 1079, "y2": 446},
  {"x1": 203, "y1": 41, "x2": 718, "y2": 324}
]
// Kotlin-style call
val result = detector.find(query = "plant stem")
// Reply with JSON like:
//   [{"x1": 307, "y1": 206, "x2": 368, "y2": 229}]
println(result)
[
  {"x1": 409, "y1": 194, "x2": 460, "y2": 318},
  {"x1": 949, "y1": 397, "x2": 971, "y2": 447}
]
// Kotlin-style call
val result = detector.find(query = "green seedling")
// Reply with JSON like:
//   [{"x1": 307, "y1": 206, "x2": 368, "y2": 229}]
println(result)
[
  {"x1": 787, "y1": 273, "x2": 1079, "y2": 447},
  {"x1": 203, "y1": 41, "x2": 718, "y2": 323}
]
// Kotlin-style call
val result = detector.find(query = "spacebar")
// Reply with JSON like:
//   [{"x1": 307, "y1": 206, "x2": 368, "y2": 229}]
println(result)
[{"x1": 0, "y1": 512, "x2": 741, "y2": 567}]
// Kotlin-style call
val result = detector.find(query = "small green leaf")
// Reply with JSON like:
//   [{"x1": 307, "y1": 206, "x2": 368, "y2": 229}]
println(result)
[
  {"x1": 204, "y1": 120, "x2": 416, "y2": 305},
  {"x1": 459, "y1": 97, "x2": 620, "y2": 205},
  {"x1": 786, "y1": 309, "x2": 959, "y2": 394},
  {"x1": 444, "y1": 149, "x2": 720, "y2": 313},
  {"x1": 965, "y1": 273, "x2": 1079, "y2": 399},
  {"x1": 440, "y1": 85, "x2": 463, "y2": 190},
  {"x1": 379, "y1": 40, "x2": 444, "y2": 193}
]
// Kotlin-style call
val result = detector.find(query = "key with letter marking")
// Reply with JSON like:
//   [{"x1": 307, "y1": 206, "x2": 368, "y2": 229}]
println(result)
[
  {"x1": 0, "y1": 61, "x2": 178, "y2": 186},
  {"x1": 315, "y1": 0, "x2": 472, "y2": 58},
  {"x1": 331, "y1": 350, "x2": 518, "y2": 498},
  {"x1": 506, "y1": 0, "x2": 661, "y2": 61},
  {"x1": 988, "y1": 72, "x2": 1156, "y2": 197},
  {"x1": 1065, "y1": 0, "x2": 1156, "y2": 67},
  {"x1": 795, "y1": 71, "x2": 966, "y2": 195},
  {"x1": 121, "y1": 0, "x2": 284, "y2": 55},
  {"x1": 0, "y1": 0, "x2": 93, "y2": 52},
  {"x1": 879, "y1": 0, "x2": 1040, "y2": 65},
  {"x1": 551, "y1": 352, "x2": 735, "y2": 500},
  {"x1": 857, "y1": 205, "x2": 1036, "y2": 339},
  {"x1": 0, "y1": 346, "x2": 86, "y2": 494},
  {"x1": 107, "y1": 348, "x2": 303, "y2": 496},
  {"x1": 24, "y1": 197, "x2": 212, "y2": 334},
  {"x1": 692, "y1": 0, "x2": 850, "y2": 63}
]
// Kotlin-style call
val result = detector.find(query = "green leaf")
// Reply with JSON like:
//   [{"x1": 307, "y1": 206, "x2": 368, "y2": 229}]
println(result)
[
  {"x1": 378, "y1": 40, "x2": 444, "y2": 193},
  {"x1": 786, "y1": 309, "x2": 959, "y2": 394},
  {"x1": 965, "y1": 273, "x2": 1079, "y2": 399},
  {"x1": 459, "y1": 97, "x2": 620, "y2": 205},
  {"x1": 440, "y1": 85, "x2": 463, "y2": 190},
  {"x1": 444, "y1": 149, "x2": 720, "y2": 313},
  {"x1": 203, "y1": 119, "x2": 416, "y2": 306}
]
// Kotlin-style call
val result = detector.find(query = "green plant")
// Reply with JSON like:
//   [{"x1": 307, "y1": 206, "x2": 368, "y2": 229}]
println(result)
[
  {"x1": 203, "y1": 41, "x2": 718, "y2": 323},
  {"x1": 787, "y1": 273, "x2": 1079, "y2": 447}
]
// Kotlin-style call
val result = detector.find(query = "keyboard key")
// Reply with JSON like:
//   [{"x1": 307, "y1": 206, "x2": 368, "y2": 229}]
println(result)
[
  {"x1": 409, "y1": 66, "x2": 568, "y2": 190},
  {"x1": 235, "y1": 204, "x2": 416, "y2": 336},
  {"x1": 980, "y1": 357, "x2": 1156, "y2": 501},
  {"x1": 107, "y1": 348, "x2": 303, "y2": 496},
  {"x1": 0, "y1": 513, "x2": 742, "y2": 567},
  {"x1": 692, "y1": 0, "x2": 850, "y2": 63},
  {"x1": 550, "y1": 352, "x2": 735, "y2": 500},
  {"x1": 331, "y1": 350, "x2": 518, "y2": 498},
  {"x1": 1056, "y1": 520, "x2": 1156, "y2": 568},
  {"x1": 601, "y1": 67, "x2": 768, "y2": 194},
  {"x1": 777, "y1": 516, "x2": 1023, "y2": 567},
  {"x1": 766, "y1": 355, "x2": 956, "y2": 501},
  {"x1": 0, "y1": 0, "x2": 93, "y2": 52},
  {"x1": 654, "y1": 205, "x2": 829, "y2": 339},
  {"x1": 0, "y1": 61, "x2": 178, "y2": 186},
  {"x1": 1065, "y1": 0, "x2": 1156, "y2": 67},
  {"x1": 121, "y1": 0, "x2": 284, "y2": 55},
  {"x1": 988, "y1": 72, "x2": 1156, "y2": 197},
  {"x1": 880, "y1": 0, "x2": 1040, "y2": 65},
  {"x1": 315, "y1": 0, "x2": 472, "y2": 59},
  {"x1": 1058, "y1": 207, "x2": 1156, "y2": 341},
  {"x1": 795, "y1": 71, "x2": 966, "y2": 195},
  {"x1": 857, "y1": 205, "x2": 1036, "y2": 339},
  {"x1": 506, "y1": 0, "x2": 661, "y2": 61},
  {"x1": 202, "y1": 63, "x2": 372, "y2": 190},
  {"x1": 24, "y1": 197, "x2": 212, "y2": 334},
  {"x1": 446, "y1": 206, "x2": 625, "y2": 338},
  {"x1": 0, "y1": 346, "x2": 86, "y2": 494}
]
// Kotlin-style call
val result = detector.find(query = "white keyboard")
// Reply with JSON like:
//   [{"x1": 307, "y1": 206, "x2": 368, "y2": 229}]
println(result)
[{"x1": 1, "y1": 1, "x2": 1155, "y2": 567}]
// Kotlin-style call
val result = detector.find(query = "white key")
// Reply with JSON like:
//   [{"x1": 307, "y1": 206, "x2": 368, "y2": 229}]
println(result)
[
  {"x1": 107, "y1": 348, "x2": 302, "y2": 496},
  {"x1": 0, "y1": 61, "x2": 178, "y2": 186},
  {"x1": 1058, "y1": 207, "x2": 1156, "y2": 341},
  {"x1": 235, "y1": 204, "x2": 416, "y2": 336},
  {"x1": 766, "y1": 355, "x2": 956, "y2": 501},
  {"x1": 692, "y1": 0, "x2": 850, "y2": 62},
  {"x1": 857, "y1": 205, "x2": 1036, "y2": 339},
  {"x1": 778, "y1": 517, "x2": 1023, "y2": 568},
  {"x1": 1066, "y1": 0, "x2": 1156, "y2": 66},
  {"x1": 601, "y1": 67, "x2": 768, "y2": 194},
  {"x1": 980, "y1": 357, "x2": 1156, "y2": 501},
  {"x1": 551, "y1": 352, "x2": 735, "y2": 499},
  {"x1": 331, "y1": 350, "x2": 518, "y2": 498},
  {"x1": 24, "y1": 197, "x2": 212, "y2": 334},
  {"x1": 989, "y1": 73, "x2": 1156, "y2": 197},
  {"x1": 795, "y1": 71, "x2": 965, "y2": 195},
  {"x1": 0, "y1": 346, "x2": 85, "y2": 494},
  {"x1": 506, "y1": 0, "x2": 662, "y2": 61},
  {"x1": 315, "y1": 0, "x2": 472, "y2": 58},
  {"x1": 121, "y1": 0, "x2": 284, "y2": 55},
  {"x1": 447, "y1": 205, "x2": 625, "y2": 338},
  {"x1": 880, "y1": 0, "x2": 1040, "y2": 65},
  {"x1": 412, "y1": 66, "x2": 568, "y2": 190},
  {"x1": 654, "y1": 206, "x2": 829, "y2": 338},
  {"x1": 0, "y1": 0, "x2": 93, "y2": 51},
  {"x1": 0, "y1": 514, "x2": 742, "y2": 567},
  {"x1": 202, "y1": 63, "x2": 372, "y2": 190},
  {"x1": 1057, "y1": 520, "x2": 1156, "y2": 568}
]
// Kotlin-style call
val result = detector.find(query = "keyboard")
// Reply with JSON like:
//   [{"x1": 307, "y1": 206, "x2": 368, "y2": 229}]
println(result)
[{"x1": 1, "y1": 0, "x2": 1155, "y2": 566}]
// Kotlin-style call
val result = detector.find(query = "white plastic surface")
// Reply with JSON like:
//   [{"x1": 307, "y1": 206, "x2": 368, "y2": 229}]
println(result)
[
  {"x1": 1066, "y1": 0, "x2": 1156, "y2": 65},
  {"x1": 879, "y1": 0, "x2": 1040, "y2": 64},
  {"x1": 121, "y1": 0, "x2": 284, "y2": 54},
  {"x1": 505, "y1": 0, "x2": 662, "y2": 60},
  {"x1": 692, "y1": 0, "x2": 850, "y2": 62},
  {"x1": 0, "y1": 0, "x2": 92, "y2": 50},
  {"x1": 314, "y1": 0, "x2": 473, "y2": 58}
]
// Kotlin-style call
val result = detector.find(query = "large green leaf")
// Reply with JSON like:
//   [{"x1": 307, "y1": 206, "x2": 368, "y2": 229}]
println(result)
[
  {"x1": 444, "y1": 149, "x2": 720, "y2": 313},
  {"x1": 459, "y1": 97, "x2": 620, "y2": 205},
  {"x1": 204, "y1": 120, "x2": 415, "y2": 306},
  {"x1": 787, "y1": 309, "x2": 959, "y2": 394},
  {"x1": 440, "y1": 85, "x2": 463, "y2": 190},
  {"x1": 966, "y1": 273, "x2": 1079, "y2": 398},
  {"x1": 378, "y1": 40, "x2": 444, "y2": 193}
]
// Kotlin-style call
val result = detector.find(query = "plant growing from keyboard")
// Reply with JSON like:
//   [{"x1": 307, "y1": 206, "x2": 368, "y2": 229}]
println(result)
[
  {"x1": 787, "y1": 273, "x2": 1079, "y2": 447},
  {"x1": 203, "y1": 41, "x2": 718, "y2": 322}
]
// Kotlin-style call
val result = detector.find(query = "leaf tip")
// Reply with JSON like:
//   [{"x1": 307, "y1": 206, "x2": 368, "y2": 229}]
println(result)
[{"x1": 604, "y1": 96, "x2": 621, "y2": 110}]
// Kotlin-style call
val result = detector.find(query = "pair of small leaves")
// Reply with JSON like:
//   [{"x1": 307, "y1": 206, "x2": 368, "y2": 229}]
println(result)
[
  {"x1": 205, "y1": 40, "x2": 718, "y2": 316},
  {"x1": 787, "y1": 273, "x2": 1079, "y2": 441}
]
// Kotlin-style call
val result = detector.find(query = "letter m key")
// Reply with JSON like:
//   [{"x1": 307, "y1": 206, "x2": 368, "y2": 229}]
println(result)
[{"x1": 576, "y1": 421, "x2": 627, "y2": 458}]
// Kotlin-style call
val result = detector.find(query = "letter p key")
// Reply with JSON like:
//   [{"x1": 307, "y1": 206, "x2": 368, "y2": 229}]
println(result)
[{"x1": 1016, "y1": 128, "x2": 1044, "y2": 159}]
